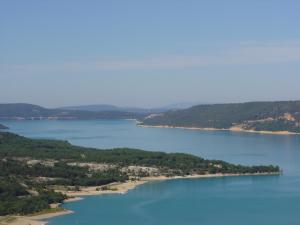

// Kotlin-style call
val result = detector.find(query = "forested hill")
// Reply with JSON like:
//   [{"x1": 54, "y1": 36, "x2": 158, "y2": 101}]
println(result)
[
  {"x1": 0, "y1": 132, "x2": 279, "y2": 215},
  {"x1": 140, "y1": 101, "x2": 300, "y2": 133},
  {"x1": 0, "y1": 103, "x2": 145, "y2": 120}
]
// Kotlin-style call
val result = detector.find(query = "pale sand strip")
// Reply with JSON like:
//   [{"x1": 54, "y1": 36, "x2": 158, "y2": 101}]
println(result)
[
  {"x1": 58, "y1": 172, "x2": 280, "y2": 197},
  {"x1": 61, "y1": 180, "x2": 148, "y2": 197},
  {"x1": 3, "y1": 173, "x2": 280, "y2": 225},
  {"x1": 1, "y1": 210, "x2": 73, "y2": 225},
  {"x1": 138, "y1": 124, "x2": 299, "y2": 135}
]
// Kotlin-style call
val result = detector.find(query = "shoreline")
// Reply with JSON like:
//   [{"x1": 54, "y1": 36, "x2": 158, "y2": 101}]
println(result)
[
  {"x1": 3, "y1": 119, "x2": 298, "y2": 135},
  {"x1": 3, "y1": 172, "x2": 280, "y2": 225},
  {"x1": 137, "y1": 124, "x2": 300, "y2": 135},
  {"x1": 57, "y1": 172, "x2": 280, "y2": 198},
  {"x1": 0, "y1": 209, "x2": 73, "y2": 225}
]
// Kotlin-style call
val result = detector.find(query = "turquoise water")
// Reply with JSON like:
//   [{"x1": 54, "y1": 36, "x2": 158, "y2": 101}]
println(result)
[{"x1": 2, "y1": 120, "x2": 300, "y2": 225}]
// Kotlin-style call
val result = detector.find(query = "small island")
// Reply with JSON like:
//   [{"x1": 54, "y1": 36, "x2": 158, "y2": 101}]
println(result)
[{"x1": 0, "y1": 132, "x2": 280, "y2": 224}]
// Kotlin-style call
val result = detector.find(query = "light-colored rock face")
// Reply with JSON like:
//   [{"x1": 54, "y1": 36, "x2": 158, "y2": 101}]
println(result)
[
  {"x1": 26, "y1": 159, "x2": 57, "y2": 167},
  {"x1": 121, "y1": 166, "x2": 160, "y2": 177},
  {"x1": 5, "y1": 157, "x2": 57, "y2": 167},
  {"x1": 144, "y1": 113, "x2": 163, "y2": 120},
  {"x1": 4, "y1": 157, "x2": 173, "y2": 178},
  {"x1": 67, "y1": 162, "x2": 116, "y2": 172},
  {"x1": 280, "y1": 112, "x2": 296, "y2": 121}
]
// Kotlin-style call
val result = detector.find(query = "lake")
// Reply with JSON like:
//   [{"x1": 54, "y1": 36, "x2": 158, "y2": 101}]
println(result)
[{"x1": 2, "y1": 120, "x2": 300, "y2": 225}]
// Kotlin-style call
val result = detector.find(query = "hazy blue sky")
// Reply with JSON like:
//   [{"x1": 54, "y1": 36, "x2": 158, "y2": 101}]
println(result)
[{"x1": 1, "y1": 0, "x2": 300, "y2": 108}]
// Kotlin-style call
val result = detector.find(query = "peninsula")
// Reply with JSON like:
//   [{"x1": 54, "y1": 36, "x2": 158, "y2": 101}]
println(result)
[{"x1": 0, "y1": 131, "x2": 280, "y2": 224}]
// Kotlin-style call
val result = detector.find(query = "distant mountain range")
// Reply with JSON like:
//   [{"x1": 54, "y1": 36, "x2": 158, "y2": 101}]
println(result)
[
  {"x1": 0, "y1": 103, "x2": 145, "y2": 120},
  {"x1": 59, "y1": 102, "x2": 197, "y2": 114},
  {"x1": 60, "y1": 104, "x2": 163, "y2": 114},
  {"x1": 140, "y1": 101, "x2": 300, "y2": 133},
  {"x1": 0, "y1": 102, "x2": 196, "y2": 120}
]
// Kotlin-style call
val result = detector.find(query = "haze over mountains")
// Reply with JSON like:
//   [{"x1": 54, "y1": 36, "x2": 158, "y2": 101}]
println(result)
[{"x1": 59, "y1": 102, "x2": 197, "y2": 114}]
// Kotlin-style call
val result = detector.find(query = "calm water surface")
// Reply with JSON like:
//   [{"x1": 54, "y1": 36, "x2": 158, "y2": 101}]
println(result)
[{"x1": 2, "y1": 120, "x2": 300, "y2": 225}]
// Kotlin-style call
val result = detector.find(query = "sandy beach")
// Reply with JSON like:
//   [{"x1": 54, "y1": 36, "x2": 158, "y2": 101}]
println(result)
[
  {"x1": 138, "y1": 124, "x2": 299, "y2": 135},
  {"x1": 2, "y1": 172, "x2": 280, "y2": 225},
  {"x1": 0, "y1": 209, "x2": 73, "y2": 225},
  {"x1": 61, "y1": 180, "x2": 148, "y2": 197},
  {"x1": 60, "y1": 173, "x2": 279, "y2": 198}
]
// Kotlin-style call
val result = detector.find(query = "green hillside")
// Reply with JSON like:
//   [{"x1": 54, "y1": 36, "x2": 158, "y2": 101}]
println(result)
[{"x1": 141, "y1": 101, "x2": 300, "y2": 133}]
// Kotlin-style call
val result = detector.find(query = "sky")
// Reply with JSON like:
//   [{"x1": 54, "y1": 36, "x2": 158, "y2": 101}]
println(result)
[{"x1": 1, "y1": 0, "x2": 300, "y2": 108}]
